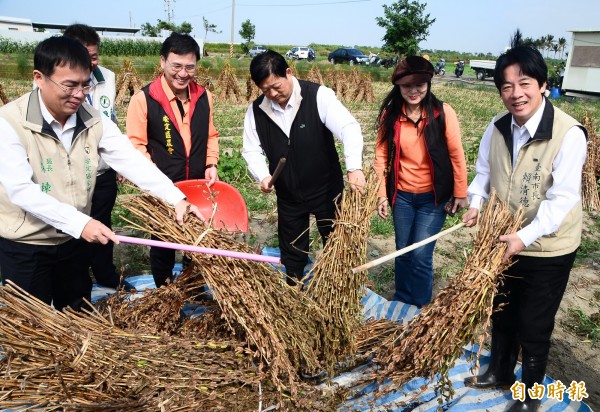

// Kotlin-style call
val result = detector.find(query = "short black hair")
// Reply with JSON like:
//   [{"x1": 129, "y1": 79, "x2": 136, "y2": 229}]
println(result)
[
  {"x1": 250, "y1": 50, "x2": 288, "y2": 85},
  {"x1": 63, "y1": 23, "x2": 100, "y2": 46},
  {"x1": 160, "y1": 32, "x2": 200, "y2": 61},
  {"x1": 34, "y1": 36, "x2": 92, "y2": 76},
  {"x1": 494, "y1": 45, "x2": 548, "y2": 91}
]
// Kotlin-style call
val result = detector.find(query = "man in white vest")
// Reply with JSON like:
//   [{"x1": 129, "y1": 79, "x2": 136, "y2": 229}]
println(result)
[
  {"x1": 62, "y1": 24, "x2": 132, "y2": 291},
  {"x1": 462, "y1": 36, "x2": 587, "y2": 411},
  {"x1": 0, "y1": 36, "x2": 203, "y2": 311}
]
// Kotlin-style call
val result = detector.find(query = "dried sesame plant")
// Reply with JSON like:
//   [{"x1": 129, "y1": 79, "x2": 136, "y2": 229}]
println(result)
[
  {"x1": 0, "y1": 282, "x2": 339, "y2": 411},
  {"x1": 305, "y1": 168, "x2": 380, "y2": 375},
  {"x1": 118, "y1": 193, "x2": 326, "y2": 393},
  {"x1": 358, "y1": 191, "x2": 524, "y2": 404},
  {"x1": 581, "y1": 112, "x2": 600, "y2": 211}
]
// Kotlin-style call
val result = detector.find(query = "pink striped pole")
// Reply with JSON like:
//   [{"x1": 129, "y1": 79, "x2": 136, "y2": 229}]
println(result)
[{"x1": 115, "y1": 235, "x2": 280, "y2": 264}]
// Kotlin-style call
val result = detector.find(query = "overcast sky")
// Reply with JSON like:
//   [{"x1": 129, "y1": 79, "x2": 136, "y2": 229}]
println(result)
[{"x1": 1, "y1": 0, "x2": 598, "y2": 55}]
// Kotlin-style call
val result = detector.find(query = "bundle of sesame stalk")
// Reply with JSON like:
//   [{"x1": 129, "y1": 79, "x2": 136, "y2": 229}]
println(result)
[
  {"x1": 305, "y1": 168, "x2": 380, "y2": 375},
  {"x1": 119, "y1": 193, "x2": 326, "y2": 392},
  {"x1": 358, "y1": 191, "x2": 524, "y2": 403},
  {"x1": 580, "y1": 112, "x2": 600, "y2": 211},
  {"x1": 0, "y1": 282, "x2": 343, "y2": 411}
]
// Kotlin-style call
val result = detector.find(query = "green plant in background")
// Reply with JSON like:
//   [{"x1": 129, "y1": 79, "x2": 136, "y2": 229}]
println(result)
[
  {"x1": 563, "y1": 308, "x2": 600, "y2": 348},
  {"x1": 16, "y1": 54, "x2": 30, "y2": 78},
  {"x1": 370, "y1": 213, "x2": 395, "y2": 236},
  {"x1": 238, "y1": 185, "x2": 274, "y2": 213},
  {"x1": 218, "y1": 149, "x2": 252, "y2": 185}
]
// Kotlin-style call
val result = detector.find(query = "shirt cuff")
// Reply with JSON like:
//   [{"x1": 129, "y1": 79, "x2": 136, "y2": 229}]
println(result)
[
  {"x1": 71, "y1": 214, "x2": 94, "y2": 239},
  {"x1": 164, "y1": 187, "x2": 187, "y2": 206},
  {"x1": 516, "y1": 224, "x2": 539, "y2": 248},
  {"x1": 345, "y1": 158, "x2": 363, "y2": 172},
  {"x1": 469, "y1": 195, "x2": 485, "y2": 210}
]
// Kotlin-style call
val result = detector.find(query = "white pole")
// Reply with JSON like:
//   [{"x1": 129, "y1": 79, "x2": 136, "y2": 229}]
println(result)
[
  {"x1": 229, "y1": 0, "x2": 235, "y2": 58},
  {"x1": 350, "y1": 223, "x2": 465, "y2": 274}
]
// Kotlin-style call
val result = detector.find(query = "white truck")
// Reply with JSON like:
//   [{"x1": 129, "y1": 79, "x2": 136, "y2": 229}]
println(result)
[{"x1": 470, "y1": 59, "x2": 496, "y2": 80}]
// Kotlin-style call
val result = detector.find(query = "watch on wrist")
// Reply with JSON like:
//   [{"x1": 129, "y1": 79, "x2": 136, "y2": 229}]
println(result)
[{"x1": 205, "y1": 163, "x2": 217, "y2": 170}]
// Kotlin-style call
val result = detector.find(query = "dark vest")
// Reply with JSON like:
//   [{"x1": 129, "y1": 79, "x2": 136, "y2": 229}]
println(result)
[
  {"x1": 143, "y1": 77, "x2": 209, "y2": 183},
  {"x1": 385, "y1": 106, "x2": 454, "y2": 206},
  {"x1": 253, "y1": 80, "x2": 343, "y2": 202}
]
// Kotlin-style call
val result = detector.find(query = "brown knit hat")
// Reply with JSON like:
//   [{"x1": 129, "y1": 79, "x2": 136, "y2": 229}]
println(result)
[{"x1": 392, "y1": 56, "x2": 434, "y2": 85}]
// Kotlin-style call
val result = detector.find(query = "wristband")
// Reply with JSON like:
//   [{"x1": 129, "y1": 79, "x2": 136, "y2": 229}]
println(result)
[{"x1": 205, "y1": 164, "x2": 217, "y2": 170}]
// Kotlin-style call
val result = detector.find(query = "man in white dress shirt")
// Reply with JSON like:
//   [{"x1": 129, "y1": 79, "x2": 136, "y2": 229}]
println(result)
[
  {"x1": 242, "y1": 50, "x2": 365, "y2": 285},
  {"x1": 462, "y1": 39, "x2": 587, "y2": 412},
  {"x1": 0, "y1": 36, "x2": 202, "y2": 311}
]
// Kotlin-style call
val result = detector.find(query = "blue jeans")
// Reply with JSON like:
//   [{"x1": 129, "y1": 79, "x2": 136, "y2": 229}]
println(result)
[{"x1": 392, "y1": 190, "x2": 447, "y2": 307}]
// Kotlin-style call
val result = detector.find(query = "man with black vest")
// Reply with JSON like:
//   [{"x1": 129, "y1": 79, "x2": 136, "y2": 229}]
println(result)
[
  {"x1": 126, "y1": 32, "x2": 219, "y2": 287},
  {"x1": 242, "y1": 50, "x2": 365, "y2": 285},
  {"x1": 462, "y1": 37, "x2": 587, "y2": 411}
]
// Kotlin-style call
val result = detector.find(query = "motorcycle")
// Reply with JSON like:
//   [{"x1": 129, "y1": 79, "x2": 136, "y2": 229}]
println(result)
[
  {"x1": 381, "y1": 57, "x2": 398, "y2": 69},
  {"x1": 368, "y1": 52, "x2": 381, "y2": 66},
  {"x1": 455, "y1": 59, "x2": 465, "y2": 78},
  {"x1": 434, "y1": 59, "x2": 446, "y2": 75}
]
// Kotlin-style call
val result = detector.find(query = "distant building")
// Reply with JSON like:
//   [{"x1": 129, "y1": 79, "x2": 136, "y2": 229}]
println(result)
[
  {"x1": 0, "y1": 15, "x2": 203, "y2": 56},
  {"x1": 0, "y1": 16, "x2": 34, "y2": 32},
  {"x1": 562, "y1": 29, "x2": 600, "y2": 99}
]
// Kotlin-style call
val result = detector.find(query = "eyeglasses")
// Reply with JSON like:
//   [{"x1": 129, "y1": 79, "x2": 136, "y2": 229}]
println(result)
[
  {"x1": 166, "y1": 59, "x2": 197, "y2": 73},
  {"x1": 46, "y1": 76, "x2": 95, "y2": 96}
]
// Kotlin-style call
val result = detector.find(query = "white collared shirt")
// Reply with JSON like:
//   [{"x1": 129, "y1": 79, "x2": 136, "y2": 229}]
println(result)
[
  {"x1": 468, "y1": 99, "x2": 587, "y2": 246},
  {"x1": 0, "y1": 94, "x2": 185, "y2": 239},
  {"x1": 37, "y1": 92, "x2": 78, "y2": 152},
  {"x1": 242, "y1": 77, "x2": 364, "y2": 183}
]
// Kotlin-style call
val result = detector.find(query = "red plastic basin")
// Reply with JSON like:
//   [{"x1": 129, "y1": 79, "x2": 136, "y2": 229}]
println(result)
[{"x1": 175, "y1": 179, "x2": 249, "y2": 232}]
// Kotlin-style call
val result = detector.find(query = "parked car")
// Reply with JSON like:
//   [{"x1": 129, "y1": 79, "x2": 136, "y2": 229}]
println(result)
[
  {"x1": 248, "y1": 45, "x2": 267, "y2": 58},
  {"x1": 328, "y1": 48, "x2": 369, "y2": 65},
  {"x1": 285, "y1": 46, "x2": 315, "y2": 61}
]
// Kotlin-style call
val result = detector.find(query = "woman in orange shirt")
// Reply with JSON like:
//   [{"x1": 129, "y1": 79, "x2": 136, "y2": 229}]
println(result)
[{"x1": 374, "y1": 56, "x2": 468, "y2": 307}]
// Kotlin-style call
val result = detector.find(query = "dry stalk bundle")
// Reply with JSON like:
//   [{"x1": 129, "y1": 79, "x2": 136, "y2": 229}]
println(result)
[
  {"x1": 0, "y1": 282, "x2": 341, "y2": 411},
  {"x1": 115, "y1": 60, "x2": 144, "y2": 106},
  {"x1": 305, "y1": 168, "x2": 380, "y2": 375},
  {"x1": 245, "y1": 75, "x2": 261, "y2": 102},
  {"x1": 364, "y1": 191, "x2": 524, "y2": 403},
  {"x1": 119, "y1": 192, "x2": 327, "y2": 393},
  {"x1": 580, "y1": 112, "x2": 600, "y2": 210},
  {"x1": 0, "y1": 82, "x2": 9, "y2": 105},
  {"x1": 353, "y1": 74, "x2": 375, "y2": 103},
  {"x1": 0, "y1": 282, "x2": 281, "y2": 411},
  {"x1": 216, "y1": 60, "x2": 242, "y2": 103},
  {"x1": 102, "y1": 280, "x2": 187, "y2": 335},
  {"x1": 306, "y1": 63, "x2": 324, "y2": 85},
  {"x1": 194, "y1": 65, "x2": 216, "y2": 92},
  {"x1": 324, "y1": 67, "x2": 348, "y2": 98}
]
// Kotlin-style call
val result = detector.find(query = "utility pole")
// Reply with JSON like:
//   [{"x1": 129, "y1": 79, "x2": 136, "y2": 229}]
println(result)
[
  {"x1": 229, "y1": 0, "x2": 235, "y2": 58},
  {"x1": 165, "y1": 0, "x2": 175, "y2": 24}
]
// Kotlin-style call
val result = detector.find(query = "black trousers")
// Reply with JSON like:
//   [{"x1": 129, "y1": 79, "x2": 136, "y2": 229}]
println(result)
[
  {"x1": 492, "y1": 250, "x2": 577, "y2": 358},
  {"x1": 277, "y1": 193, "x2": 339, "y2": 279},
  {"x1": 0, "y1": 237, "x2": 93, "y2": 311},
  {"x1": 89, "y1": 168, "x2": 119, "y2": 287},
  {"x1": 150, "y1": 234, "x2": 176, "y2": 287}
]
